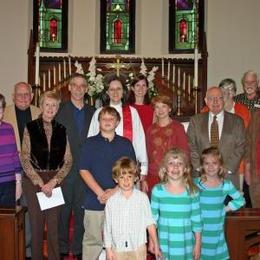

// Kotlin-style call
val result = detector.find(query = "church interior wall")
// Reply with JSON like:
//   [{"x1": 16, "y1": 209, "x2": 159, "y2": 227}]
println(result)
[{"x1": 1, "y1": 0, "x2": 260, "y2": 104}]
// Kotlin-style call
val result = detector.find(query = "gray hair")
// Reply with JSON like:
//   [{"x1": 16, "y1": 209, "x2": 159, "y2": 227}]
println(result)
[
  {"x1": 219, "y1": 78, "x2": 237, "y2": 93},
  {"x1": 241, "y1": 70, "x2": 258, "y2": 85}
]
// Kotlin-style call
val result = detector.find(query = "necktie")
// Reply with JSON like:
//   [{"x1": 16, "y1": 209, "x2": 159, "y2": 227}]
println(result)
[{"x1": 210, "y1": 115, "x2": 219, "y2": 147}]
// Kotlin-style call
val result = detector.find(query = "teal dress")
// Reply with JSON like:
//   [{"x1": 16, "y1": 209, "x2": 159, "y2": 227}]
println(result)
[
  {"x1": 194, "y1": 178, "x2": 245, "y2": 260},
  {"x1": 151, "y1": 184, "x2": 202, "y2": 260}
]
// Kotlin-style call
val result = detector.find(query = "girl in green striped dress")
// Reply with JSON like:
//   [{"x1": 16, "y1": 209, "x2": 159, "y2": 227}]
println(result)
[
  {"x1": 151, "y1": 148, "x2": 202, "y2": 260},
  {"x1": 194, "y1": 147, "x2": 245, "y2": 260}
]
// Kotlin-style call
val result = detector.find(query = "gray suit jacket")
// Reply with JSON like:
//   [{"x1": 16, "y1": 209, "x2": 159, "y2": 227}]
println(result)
[{"x1": 187, "y1": 111, "x2": 246, "y2": 186}]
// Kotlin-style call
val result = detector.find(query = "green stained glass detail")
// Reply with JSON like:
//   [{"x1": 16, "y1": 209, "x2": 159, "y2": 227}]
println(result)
[
  {"x1": 105, "y1": 0, "x2": 130, "y2": 52},
  {"x1": 38, "y1": 0, "x2": 62, "y2": 49},
  {"x1": 175, "y1": 0, "x2": 197, "y2": 50}
]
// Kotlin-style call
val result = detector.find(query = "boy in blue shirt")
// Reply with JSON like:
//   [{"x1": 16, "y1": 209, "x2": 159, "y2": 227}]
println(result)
[{"x1": 79, "y1": 106, "x2": 136, "y2": 260}]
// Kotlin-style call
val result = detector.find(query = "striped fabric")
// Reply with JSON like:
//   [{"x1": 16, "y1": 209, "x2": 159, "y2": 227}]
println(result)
[
  {"x1": 0, "y1": 122, "x2": 21, "y2": 183},
  {"x1": 104, "y1": 188, "x2": 155, "y2": 252},
  {"x1": 151, "y1": 184, "x2": 202, "y2": 260},
  {"x1": 194, "y1": 178, "x2": 245, "y2": 260}
]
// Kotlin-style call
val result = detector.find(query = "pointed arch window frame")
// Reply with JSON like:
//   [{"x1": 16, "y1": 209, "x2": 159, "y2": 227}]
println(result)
[
  {"x1": 100, "y1": 0, "x2": 136, "y2": 54},
  {"x1": 33, "y1": 0, "x2": 68, "y2": 52},
  {"x1": 169, "y1": 0, "x2": 204, "y2": 53}
]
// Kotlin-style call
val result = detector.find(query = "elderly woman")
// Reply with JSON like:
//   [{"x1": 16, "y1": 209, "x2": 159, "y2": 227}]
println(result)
[
  {"x1": 127, "y1": 74, "x2": 154, "y2": 133},
  {"x1": 21, "y1": 91, "x2": 72, "y2": 260},
  {"x1": 0, "y1": 93, "x2": 22, "y2": 207},
  {"x1": 219, "y1": 78, "x2": 250, "y2": 127},
  {"x1": 146, "y1": 95, "x2": 189, "y2": 196}
]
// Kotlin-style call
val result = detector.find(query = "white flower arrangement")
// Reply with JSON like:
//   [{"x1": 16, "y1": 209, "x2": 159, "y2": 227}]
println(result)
[
  {"x1": 146, "y1": 65, "x2": 159, "y2": 98},
  {"x1": 86, "y1": 57, "x2": 105, "y2": 98},
  {"x1": 136, "y1": 58, "x2": 158, "y2": 98}
]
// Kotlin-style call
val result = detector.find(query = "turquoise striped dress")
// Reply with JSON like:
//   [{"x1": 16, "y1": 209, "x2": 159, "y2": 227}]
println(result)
[
  {"x1": 151, "y1": 184, "x2": 202, "y2": 260},
  {"x1": 194, "y1": 178, "x2": 245, "y2": 260}
]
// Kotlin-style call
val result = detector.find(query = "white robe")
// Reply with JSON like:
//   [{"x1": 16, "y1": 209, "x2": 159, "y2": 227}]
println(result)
[{"x1": 88, "y1": 103, "x2": 148, "y2": 176}]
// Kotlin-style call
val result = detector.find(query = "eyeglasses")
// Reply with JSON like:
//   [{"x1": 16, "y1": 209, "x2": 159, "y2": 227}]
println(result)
[
  {"x1": 108, "y1": 88, "x2": 123, "y2": 93},
  {"x1": 15, "y1": 93, "x2": 31, "y2": 99},
  {"x1": 207, "y1": 96, "x2": 224, "y2": 102}
]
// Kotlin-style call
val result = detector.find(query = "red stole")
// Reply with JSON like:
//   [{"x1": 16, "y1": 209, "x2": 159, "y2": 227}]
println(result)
[
  {"x1": 256, "y1": 134, "x2": 260, "y2": 176},
  {"x1": 122, "y1": 105, "x2": 133, "y2": 142}
]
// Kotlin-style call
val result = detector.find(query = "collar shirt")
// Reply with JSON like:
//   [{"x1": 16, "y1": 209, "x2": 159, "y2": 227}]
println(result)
[{"x1": 104, "y1": 188, "x2": 155, "y2": 252}]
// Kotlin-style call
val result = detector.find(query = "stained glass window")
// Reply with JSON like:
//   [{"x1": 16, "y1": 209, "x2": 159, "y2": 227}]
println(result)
[
  {"x1": 169, "y1": 0, "x2": 204, "y2": 53},
  {"x1": 100, "y1": 0, "x2": 135, "y2": 54},
  {"x1": 33, "y1": 0, "x2": 68, "y2": 51}
]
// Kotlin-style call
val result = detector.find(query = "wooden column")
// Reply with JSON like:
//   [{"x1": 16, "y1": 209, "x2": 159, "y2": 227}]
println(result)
[{"x1": 0, "y1": 207, "x2": 26, "y2": 260}]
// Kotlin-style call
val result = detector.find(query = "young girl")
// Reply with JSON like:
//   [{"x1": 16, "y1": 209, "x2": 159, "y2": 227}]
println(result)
[
  {"x1": 151, "y1": 148, "x2": 202, "y2": 260},
  {"x1": 194, "y1": 147, "x2": 245, "y2": 260}
]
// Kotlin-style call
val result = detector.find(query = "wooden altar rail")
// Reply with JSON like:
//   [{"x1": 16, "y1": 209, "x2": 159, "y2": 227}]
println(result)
[
  {"x1": 27, "y1": 33, "x2": 208, "y2": 121},
  {"x1": 226, "y1": 208, "x2": 260, "y2": 260}
]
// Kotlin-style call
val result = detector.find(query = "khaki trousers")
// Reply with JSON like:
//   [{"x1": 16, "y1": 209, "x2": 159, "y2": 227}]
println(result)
[
  {"x1": 82, "y1": 210, "x2": 105, "y2": 260},
  {"x1": 114, "y1": 244, "x2": 147, "y2": 260}
]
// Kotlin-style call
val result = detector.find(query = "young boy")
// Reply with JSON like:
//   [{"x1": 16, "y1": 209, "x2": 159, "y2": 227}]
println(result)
[
  {"x1": 79, "y1": 106, "x2": 136, "y2": 260},
  {"x1": 104, "y1": 157, "x2": 161, "y2": 260}
]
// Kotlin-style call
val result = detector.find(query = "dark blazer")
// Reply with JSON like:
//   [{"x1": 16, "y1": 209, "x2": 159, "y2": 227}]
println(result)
[
  {"x1": 56, "y1": 101, "x2": 95, "y2": 175},
  {"x1": 187, "y1": 111, "x2": 246, "y2": 187}
]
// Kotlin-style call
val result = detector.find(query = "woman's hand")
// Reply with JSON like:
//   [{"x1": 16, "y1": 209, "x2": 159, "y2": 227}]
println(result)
[{"x1": 41, "y1": 178, "x2": 57, "y2": 197}]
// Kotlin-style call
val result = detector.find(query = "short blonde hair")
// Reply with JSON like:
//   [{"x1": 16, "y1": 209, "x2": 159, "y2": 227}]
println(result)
[
  {"x1": 39, "y1": 91, "x2": 61, "y2": 108},
  {"x1": 112, "y1": 157, "x2": 139, "y2": 181}
]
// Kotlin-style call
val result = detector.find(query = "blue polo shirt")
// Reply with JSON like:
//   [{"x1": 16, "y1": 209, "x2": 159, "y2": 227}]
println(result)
[{"x1": 78, "y1": 133, "x2": 136, "y2": 210}]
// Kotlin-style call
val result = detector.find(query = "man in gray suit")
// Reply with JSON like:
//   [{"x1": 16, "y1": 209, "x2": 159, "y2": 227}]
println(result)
[{"x1": 187, "y1": 86, "x2": 246, "y2": 188}]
